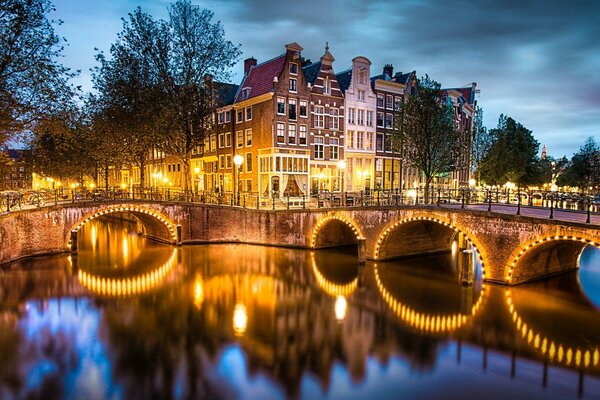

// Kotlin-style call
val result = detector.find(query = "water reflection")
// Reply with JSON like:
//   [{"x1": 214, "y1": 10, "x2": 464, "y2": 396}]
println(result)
[{"x1": 0, "y1": 218, "x2": 600, "y2": 398}]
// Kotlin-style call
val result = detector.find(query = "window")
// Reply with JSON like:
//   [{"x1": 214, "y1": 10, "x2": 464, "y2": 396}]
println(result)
[
  {"x1": 218, "y1": 111, "x2": 225, "y2": 124},
  {"x1": 299, "y1": 100, "x2": 308, "y2": 117},
  {"x1": 358, "y1": 90, "x2": 365, "y2": 101},
  {"x1": 359, "y1": 71, "x2": 366, "y2": 85},
  {"x1": 357, "y1": 131, "x2": 364, "y2": 149},
  {"x1": 385, "y1": 133, "x2": 392, "y2": 152},
  {"x1": 348, "y1": 108, "x2": 355, "y2": 124},
  {"x1": 314, "y1": 136, "x2": 324, "y2": 159},
  {"x1": 236, "y1": 130, "x2": 244, "y2": 148},
  {"x1": 237, "y1": 109, "x2": 243, "y2": 123},
  {"x1": 225, "y1": 132, "x2": 232, "y2": 147},
  {"x1": 377, "y1": 94, "x2": 384, "y2": 108},
  {"x1": 245, "y1": 129, "x2": 252, "y2": 147},
  {"x1": 377, "y1": 112, "x2": 384, "y2": 127},
  {"x1": 277, "y1": 122, "x2": 285, "y2": 144},
  {"x1": 323, "y1": 77, "x2": 330, "y2": 95},
  {"x1": 211, "y1": 135, "x2": 216, "y2": 150},
  {"x1": 219, "y1": 155, "x2": 225, "y2": 169},
  {"x1": 226, "y1": 154, "x2": 232, "y2": 168},
  {"x1": 366, "y1": 132, "x2": 373, "y2": 150},
  {"x1": 314, "y1": 105, "x2": 325, "y2": 128},
  {"x1": 357, "y1": 109, "x2": 364, "y2": 125},
  {"x1": 385, "y1": 113, "x2": 393, "y2": 129},
  {"x1": 242, "y1": 88, "x2": 250, "y2": 99},
  {"x1": 246, "y1": 179, "x2": 252, "y2": 192},
  {"x1": 330, "y1": 138, "x2": 339, "y2": 160},
  {"x1": 394, "y1": 96, "x2": 402, "y2": 111},
  {"x1": 277, "y1": 98, "x2": 285, "y2": 114},
  {"x1": 299, "y1": 125, "x2": 307, "y2": 145},
  {"x1": 288, "y1": 123, "x2": 296, "y2": 144},
  {"x1": 330, "y1": 108, "x2": 339, "y2": 130},
  {"x1": 246, "y1": 106, "x2": 252, "y2": 121},
  {"x1": 246, "y1": 153, "x2": 252, "y2": 172},
  {"x1": 218, "y1": 133, "x2": 225, "y2": 148},
  {"x1": 289, "y1": 62, "x2": 298, "y2": 75},
  {"x1": 225, "y1": 110, "x2": 231, "y2": 123},
  {"x1": 347, "y1": 131, "x2": 354, "y2": 148},
  {"x1": 289, "y1": 98, "x2": 297, "y2": 120},
  {"x1": 289, "y1": 78, "x2": 297, "y2": 92},
  {"x1": 376, "y1": 133, "x2": 384, "y2": 151},
  {"x1": 386, "y1": 94, "x2": 393, "y2": 109},
  {"x1": 366, "y1": 111, "x2": 373, "y2": 126}
]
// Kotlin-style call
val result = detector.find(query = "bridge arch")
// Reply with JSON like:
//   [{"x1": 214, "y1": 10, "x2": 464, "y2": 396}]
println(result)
[
  {"x1": 373, "y1": 215, "x2": 488, "y2": 281},
  {"x1": 506, "y1": 235, "x2": 600, "y2": 284},
  {"x1": 67, "y1": 204, "x2": 178, "y2": 248},
  {"x1": 310, "y1": 215, "x2": 365, "y2": 249}
]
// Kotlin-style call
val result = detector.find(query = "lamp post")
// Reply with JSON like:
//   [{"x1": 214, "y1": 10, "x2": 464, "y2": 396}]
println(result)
[{"x1": 233, "y1": 154, "x2": 243, "y2": 206}]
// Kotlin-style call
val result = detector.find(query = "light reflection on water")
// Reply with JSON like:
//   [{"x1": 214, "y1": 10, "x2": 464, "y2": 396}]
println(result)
[{"x1": 0, "y1": 217, "x2": 599, "y2": 399}]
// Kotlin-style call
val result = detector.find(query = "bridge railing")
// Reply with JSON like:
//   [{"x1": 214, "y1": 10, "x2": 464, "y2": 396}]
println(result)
[{"x1": 1, "y1": 187, "x2": 598, "y2": 223}]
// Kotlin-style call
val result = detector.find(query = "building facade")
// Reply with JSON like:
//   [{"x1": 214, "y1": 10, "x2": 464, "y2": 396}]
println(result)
[{"x1": 0, "y1": 149, "x2": 32, "y2": 191}]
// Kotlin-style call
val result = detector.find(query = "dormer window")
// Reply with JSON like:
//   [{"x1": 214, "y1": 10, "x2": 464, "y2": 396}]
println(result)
[
  {"x1": 289, "y1": 62, "x2": 298, "y2": 75},
  {"x1": 241, "y1": 88, "x2": 251, "y2": 99}
]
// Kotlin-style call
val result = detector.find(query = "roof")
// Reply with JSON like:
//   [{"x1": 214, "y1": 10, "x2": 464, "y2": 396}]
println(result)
[
  {"x1": 335, "y1": 68, "x2": 352, "y2": 94},
  {"x1": 302, "y1": 61, "x2": 322, "y2": 85},
  {"x1": 235, "y1": 54, "x2": 286, "y2": 103},
  {"x1": 213, "y1": 82, "x2": 239, "y2": 106},
  {"x1": 394, "y1": 72, "x2": 412, "y2": 84},
  {"x1": 442, "y1": 87, "x2": 475, "y2": 105}
]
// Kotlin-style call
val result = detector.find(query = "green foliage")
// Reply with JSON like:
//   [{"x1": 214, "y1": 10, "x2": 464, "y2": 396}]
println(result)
[
  {"x1": 471, "y1": 107, "x2": 493, "y2": 180},
  {"x1": 0, "y1": 0, "x2": 76, "y2": 146},
  {"x1": 395, "y1": 75, "x2": 460, "y2": 199},
  {"x1": 478, "y1": 115, "x2": 540, "y2": 186},
  {"x1": 557, "y1": 137, "x2": 599, "y2": 188}
]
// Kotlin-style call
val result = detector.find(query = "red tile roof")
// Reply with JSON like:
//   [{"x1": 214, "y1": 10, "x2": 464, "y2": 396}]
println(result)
[{"x1": 235, "y1": 54, "x2": 286, "y2": 103}]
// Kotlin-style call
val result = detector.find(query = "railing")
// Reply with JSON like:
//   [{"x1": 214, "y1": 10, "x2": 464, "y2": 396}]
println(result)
[{"x1": 1, "y1": 187, "x2": 598, "y2": 223}]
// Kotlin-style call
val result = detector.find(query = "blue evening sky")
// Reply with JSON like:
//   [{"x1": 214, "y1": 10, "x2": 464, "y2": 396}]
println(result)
[{"x1": 51, "y1": 0, "x2": 599, "y2": 157}]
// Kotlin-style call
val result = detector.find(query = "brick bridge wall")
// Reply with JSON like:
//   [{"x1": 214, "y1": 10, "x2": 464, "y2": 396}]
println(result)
[{"x1": 1, "y1": 202, "x2": 598, "y2": 285}]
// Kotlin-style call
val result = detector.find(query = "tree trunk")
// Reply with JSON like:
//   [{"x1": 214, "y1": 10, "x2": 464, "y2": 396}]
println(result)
[
  {"x1": 182, "y1": 154, "x2": 191, "y2": 192},
  {"x1": 104, "y1": 167, "x2": 109, "y2": 191},
  {"x1": 424, "y1": 176, "x2": 433, "y2": 204},
  {"x1": 139, "y1": 157, "x2": 145, "y2": 189}
]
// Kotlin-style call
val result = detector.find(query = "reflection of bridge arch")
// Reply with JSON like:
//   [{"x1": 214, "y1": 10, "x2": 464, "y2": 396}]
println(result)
[
  {"x1": 77, "y1": 249, "x2": 178, "y2": 296},
  {"x1": 506, "y1": 235, "x2": 599, "y2": 284},
  {"x1": 311, "y1": 215, "x2": 365, "y2": 249},
  {"x1": 373, "y1": 216, "x2": 488, "y2": 281},
  {"x1": 310, "y1": 252, "x2": 358, "y2": 297},
  {"x1": 67, "y1": 204, "x2": 178, "y2": 247},
  {"x1": 505, "y1": 288, "x2": 600, "y2": 369},
  {"x1": 374, "y1": 263, "x2": 486, "y2": 334}
]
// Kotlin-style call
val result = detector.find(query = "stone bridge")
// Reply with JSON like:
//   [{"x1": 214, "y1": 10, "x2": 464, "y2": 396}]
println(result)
[{"x1": 0, "y1": 201, "x2": 598, "y2": 285}]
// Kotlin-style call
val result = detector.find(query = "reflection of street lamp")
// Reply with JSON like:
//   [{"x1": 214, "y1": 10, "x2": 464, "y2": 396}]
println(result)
[
  {"x1": 233, "y1": 154, "x2": 244, "y2": 205},
  {"x1": 337, "y1": 160, "x2": 346, "y2": 192},
  {"x1": 335, "y1": 295, "x2": 347, "y2": 321},
  {"x1": 233, "y1": 303, "x2": 247, "y2": 336}
]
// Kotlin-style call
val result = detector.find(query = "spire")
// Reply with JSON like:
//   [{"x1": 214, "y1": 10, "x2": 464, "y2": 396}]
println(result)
[{"x1": 321, "y1": 42, "x2": 335, "y2": 65}]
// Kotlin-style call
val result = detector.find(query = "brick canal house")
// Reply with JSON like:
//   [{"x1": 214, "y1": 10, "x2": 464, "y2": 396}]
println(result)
[
  {"x1": 370, "y1": 65, "x2": 418, "y2": 190},
  {"x1": 302, "y1": 44, "x2": 346, "y2": 193},
  {"x1": 336, "y1": 56, "x2": 378, "y2": 192}
]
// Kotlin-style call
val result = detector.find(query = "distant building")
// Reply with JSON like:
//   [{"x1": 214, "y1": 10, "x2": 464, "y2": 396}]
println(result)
[
  {"x1": 0, "y1": 149, "x2": 32, "y2": 191},
  {"x1": 541, "y1": 144, "x2": 547, "y2": 160}
]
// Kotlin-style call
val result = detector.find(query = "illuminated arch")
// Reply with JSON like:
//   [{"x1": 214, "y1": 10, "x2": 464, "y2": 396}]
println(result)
[
  {"x1": 373, "y1": 215, "x2": 488, "y2": 281},
  {"x1": 67, "y1": 204, "x2": 178, "y2": 247},
  {"x1": 77, "y1": 248, "x2": 178, "y2": 297},
  {"x1": 374, "y1": 263, "x2": 486, "y2": 334},
  {"x1": 310, "y1": 252, "x2": 358, "y2": 297},
  {"x1": 505, "y1": 235, "x2": 599, "y2": 284},
  {"x1": 310, "y1": 215, "x2": 365, "y2": 249},
  {"x1": 505, "y1": 288, "x2": 600, "y2": 368}
]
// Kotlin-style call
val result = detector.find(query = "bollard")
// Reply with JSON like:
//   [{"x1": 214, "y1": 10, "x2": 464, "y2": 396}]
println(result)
[
  {"x1": 287, "y1": 195, "x2": 290, "y2": 210},
  {"x1": 461, "y1": 189, "x2": 465, "y2": 209},
  {"x1": 549, "y1": 197, "x2": 554, "y2": 219},
  {"x1": 488, "y1": 191, "x2": 492, "y2": 212}
]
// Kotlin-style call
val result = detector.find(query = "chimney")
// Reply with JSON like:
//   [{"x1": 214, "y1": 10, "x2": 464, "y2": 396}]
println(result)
[
  {"x1": 383, "y1": 64, "x2": 393, "y2": 78},
  {"x1": 244, "y1": 57, "x2": 257, "y2": 75}
]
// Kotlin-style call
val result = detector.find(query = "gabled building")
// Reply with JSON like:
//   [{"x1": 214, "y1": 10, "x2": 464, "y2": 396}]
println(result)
[
  {"x1": 233, "y1": 43, "x2": 312, "y2": 200},
  {"x1": 336, "y1": 56, "x2": 377, "y2": 192},
  {"x1": 0, "y1": 149, "x2": 32, "y2": 191},
  {"x1": 303, "y1": 44, "x2": 345, "y2": 193},
  {"x1": 370, "y1": 65, "x2": 418, "y2": 190}
]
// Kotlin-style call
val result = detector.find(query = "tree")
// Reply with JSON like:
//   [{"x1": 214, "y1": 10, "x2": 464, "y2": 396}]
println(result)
[
  {"x1": 0, "y1": 0, "x2": 75, "y2": 146},
  {"x1": 106, "y1": 1, "x2": 241, "y2": 191},
  {"x1": 470, "y1": 107, "x2": 493, "y2": 183},
  {"x1": 395, "y1": 75, "x2": 460, "y2": 200},
  {"x1": 557, "y1": 137, "x2": 599, "y2": 189},
  {"x1": 477, "y1": 115, "x2": 540, "y2": 186}
]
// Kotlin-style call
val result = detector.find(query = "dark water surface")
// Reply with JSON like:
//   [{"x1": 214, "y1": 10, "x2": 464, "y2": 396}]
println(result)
[{"x1": 1, "y1": 216, "x2": 600, "y2": 399}]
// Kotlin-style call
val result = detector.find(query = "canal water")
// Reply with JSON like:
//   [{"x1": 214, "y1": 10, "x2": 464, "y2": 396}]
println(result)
[{"x1": 1, "y1": 216, "x2": 600, "y2": 399}]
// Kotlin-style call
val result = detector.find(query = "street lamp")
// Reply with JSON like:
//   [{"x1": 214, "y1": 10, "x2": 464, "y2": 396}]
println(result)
[
  {"x1": 337, "y1": 160, "x2": 346, "y2": 192},
  {"x1": 233, "y1": 154, "x2": 244, "y2": 205}
]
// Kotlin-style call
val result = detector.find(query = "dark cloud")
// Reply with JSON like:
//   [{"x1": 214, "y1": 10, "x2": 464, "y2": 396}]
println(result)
[{"x1": 51, "y1": 0, "x2": 599, "y2": 156}]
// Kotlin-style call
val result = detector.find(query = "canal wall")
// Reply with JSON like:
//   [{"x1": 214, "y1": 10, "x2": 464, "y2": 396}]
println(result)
[{"x1": 1, "y1": 201, "x2": 599, "y2": 285}]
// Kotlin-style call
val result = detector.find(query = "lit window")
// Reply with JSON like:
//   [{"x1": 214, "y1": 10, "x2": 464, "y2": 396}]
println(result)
[
  {"x1": 246, "y1": 153, "x2": 252, "y2": 172},
  {"x1": 245, "y1": 129, "x2": 252, "y2": 147},
  {"x1": 314, "y1": 136, "x2": 324, "y2": 159},
  {"x1": 277, "y1": 122, "x2": 285, "y2": 144},
  {"x1": 288, "y1": 123, "x2": 296, "y2": 144},
  {"x1": 236, "y1": 131, "x2": 243, "y2": 148},
  {"x1": 277, "y1": 98, "x2": 285, "y2": 114},
  {"x1": 299, "y1": 100, "x2": 308, "y2": 117}
]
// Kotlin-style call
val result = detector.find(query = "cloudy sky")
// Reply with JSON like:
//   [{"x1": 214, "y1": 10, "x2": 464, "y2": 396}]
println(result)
[{"x1": 52, "y1": 0, "x2": 599, "y2": 157}]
